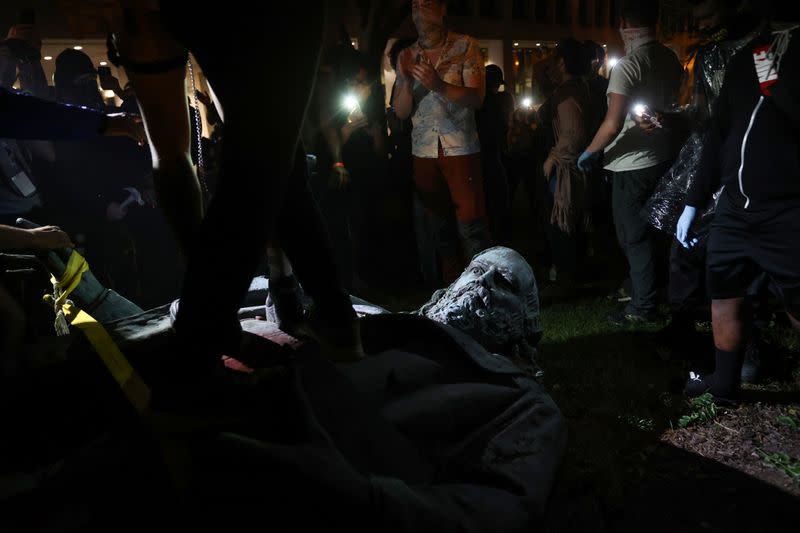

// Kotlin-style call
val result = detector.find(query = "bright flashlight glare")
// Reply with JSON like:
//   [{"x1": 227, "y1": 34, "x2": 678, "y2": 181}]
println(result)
[
  {"x1": 343, "y1": 94, "x2": 359, "y2": 113},
  {"x1": 608, "y1": 57, "x2": 618, "y2": 68},
  {"x1": 633, "y1": 103, "x2": 646, "y2": 117},
  {"x1": 522, "y1": 97, "x2": 532, "y2": 108}
]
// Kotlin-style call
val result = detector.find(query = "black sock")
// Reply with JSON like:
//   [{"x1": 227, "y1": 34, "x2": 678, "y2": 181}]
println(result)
[
  {"x1": 713, "y1": 347, "x2": 745, "y2": 393},
  {"x1": 687, "y1": 347, "x2": 744, "y2": 399}
]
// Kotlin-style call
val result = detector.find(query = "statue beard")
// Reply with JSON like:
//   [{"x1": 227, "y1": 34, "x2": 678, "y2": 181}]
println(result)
[{"x1": 424, "y1": 281, "x2": 524, "y2": 352}]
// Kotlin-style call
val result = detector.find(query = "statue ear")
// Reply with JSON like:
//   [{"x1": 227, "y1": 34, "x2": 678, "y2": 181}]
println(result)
[{"x1": 418, "y1": 288, "x2": 446, "y2": 315}]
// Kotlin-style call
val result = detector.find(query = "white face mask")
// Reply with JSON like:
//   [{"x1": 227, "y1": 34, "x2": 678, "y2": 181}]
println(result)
[{"x1": 619, "y1": 26, "x2": 656, "y2": 55}]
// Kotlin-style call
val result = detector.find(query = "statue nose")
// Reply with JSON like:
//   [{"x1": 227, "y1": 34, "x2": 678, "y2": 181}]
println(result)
[{"x1": 478, "y1": 266, "x2": 498, "y2": 286}]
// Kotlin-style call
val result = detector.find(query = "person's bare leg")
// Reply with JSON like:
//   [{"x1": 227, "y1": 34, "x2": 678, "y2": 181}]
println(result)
[
  {"x1": 114, "y1": 9, "x2": 202, "y2": 251},
  {"x1": 131, "y1": 67, "x2": 202, "y2": 251},
  {"x1": 712, "y1": 297, "x2": 746, "y2": 352}
]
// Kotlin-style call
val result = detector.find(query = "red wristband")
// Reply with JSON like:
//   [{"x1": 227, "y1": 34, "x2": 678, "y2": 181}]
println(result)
[{"x1": 332, "y1": 161, "x2": 345, "y2": 169}]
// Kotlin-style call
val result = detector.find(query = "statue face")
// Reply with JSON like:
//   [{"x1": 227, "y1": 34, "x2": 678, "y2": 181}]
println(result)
[{"x1": 420, "y1": 247, "x2": 541, "y2": 352}]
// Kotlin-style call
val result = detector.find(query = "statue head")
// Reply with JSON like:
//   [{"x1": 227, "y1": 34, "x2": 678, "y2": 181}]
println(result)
[{"x1": 418, "y1": 247, "x2": 542, "y2": 353}]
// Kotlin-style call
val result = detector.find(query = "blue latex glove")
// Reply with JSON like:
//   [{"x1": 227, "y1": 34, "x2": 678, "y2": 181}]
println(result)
[
  {"x1": 577, "y1": 151, "x2": 600, "y2": 173},
  {"x1": 676, "y1": 205, "x2": 698, "y2": 248}
]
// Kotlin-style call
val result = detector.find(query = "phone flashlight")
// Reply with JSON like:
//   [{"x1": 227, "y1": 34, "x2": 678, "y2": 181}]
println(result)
[
  {"x1": 633, "y1": 102, "x2": 662, "y2": 128},
  {"x1": 342, "y1": 94, "x2": 359, "y2": 114}
]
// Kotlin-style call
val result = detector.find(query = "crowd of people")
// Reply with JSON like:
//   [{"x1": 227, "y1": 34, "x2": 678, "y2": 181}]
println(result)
[{"x1": 0, "y1": 0, "x2": 798, "y2": 410}]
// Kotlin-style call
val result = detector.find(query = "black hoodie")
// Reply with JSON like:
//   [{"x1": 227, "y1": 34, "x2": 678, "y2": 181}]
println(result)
[{"x1": 687, "y1": 26, "x2": 800, "y2": 210}]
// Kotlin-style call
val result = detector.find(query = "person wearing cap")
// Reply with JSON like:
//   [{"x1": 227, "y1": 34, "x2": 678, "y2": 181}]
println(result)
[
  {"x1": 393, "y1": 0, "x2": 490, "y2": 282},
  {"x1": 681, "y1": 3, "x2": 800, "y2": 404},
  {"x1": 476, "y1": 64, "x2": 514, "y2": 245}
]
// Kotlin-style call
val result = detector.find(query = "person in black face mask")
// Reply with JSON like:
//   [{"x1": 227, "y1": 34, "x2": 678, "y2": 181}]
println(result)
[
  {"x1": 680, "y1": 1, "x2": 800, "y2": 404},
  {"x1": 643, "y1": 0, "x2": 766, "y2": 372}
]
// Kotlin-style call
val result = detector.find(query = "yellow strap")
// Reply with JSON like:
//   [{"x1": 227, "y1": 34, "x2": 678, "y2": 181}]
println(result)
[
  {"x1": 49, "y1": 250, "x2": 89, "y2": 307},
  {"x1": 64, "y1": 306, "x2": 191, "y2": 489},
  {"x1": 65, "y1": 303, "x2": 151, "y2": 413},
  {"x1": 61, "y1": 304, "x2": 247, "y2": 491}
]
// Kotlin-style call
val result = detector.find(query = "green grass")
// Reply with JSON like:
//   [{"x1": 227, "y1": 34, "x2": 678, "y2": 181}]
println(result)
[
  {"x1": 535, "y1": 298, "x2": 685, "y2": 460},
  {"x1": 540, "y1": 298, "x2": 667, "y2": 345},
  {"x1": 536, "y1": 295, "x2": 799, "y2": 439}
]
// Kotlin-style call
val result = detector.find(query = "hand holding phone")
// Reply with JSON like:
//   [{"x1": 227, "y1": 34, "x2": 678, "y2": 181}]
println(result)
[
  {"x1": 633, "y1": 103, "x2": 662, "y2": 130},
  {"x1": 98, "y1": 66, "x2": 121, "y2": 92}
]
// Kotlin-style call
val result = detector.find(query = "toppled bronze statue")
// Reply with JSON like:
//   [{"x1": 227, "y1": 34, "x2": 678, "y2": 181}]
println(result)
[{"x1": 4, "y1": 246, "x2": 563, "y2": 532}]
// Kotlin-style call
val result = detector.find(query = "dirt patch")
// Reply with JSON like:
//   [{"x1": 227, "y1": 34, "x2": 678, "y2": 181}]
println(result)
[{"x1": 662, "y1": 402, "x2": 800, "y2": 495}]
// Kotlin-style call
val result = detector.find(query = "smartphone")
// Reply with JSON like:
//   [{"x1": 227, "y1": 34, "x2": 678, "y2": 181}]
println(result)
[
  {"x1": 348, "y1": 106, "x2": 365, "y2": 124},
  {"x1": 633, "y1": 104, "x2": 662, "y2": 129},
  {"x1": 98, "y1": 66, "x2": 112, "y2": 78}
]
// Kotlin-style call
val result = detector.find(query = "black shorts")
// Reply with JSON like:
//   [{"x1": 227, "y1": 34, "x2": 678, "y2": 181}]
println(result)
[{"x1": 707, "y1": 191, "x2": 800, "y2": 313}]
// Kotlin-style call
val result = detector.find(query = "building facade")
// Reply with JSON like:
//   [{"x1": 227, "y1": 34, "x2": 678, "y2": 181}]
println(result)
[{"x1": 444, "y1": 0, "x2": 623, "y2": 102}]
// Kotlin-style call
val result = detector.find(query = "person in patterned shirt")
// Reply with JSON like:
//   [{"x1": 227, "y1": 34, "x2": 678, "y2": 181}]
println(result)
[{"x1": 392, "y1": 0, "x2": 490, "y2": 283}]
